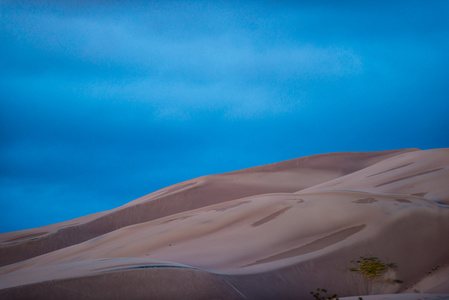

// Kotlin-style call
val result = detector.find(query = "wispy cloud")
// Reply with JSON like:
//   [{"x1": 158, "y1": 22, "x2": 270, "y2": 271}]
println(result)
[{"x1": 1, "y1": 3, "x2": 364, "y2": 120}]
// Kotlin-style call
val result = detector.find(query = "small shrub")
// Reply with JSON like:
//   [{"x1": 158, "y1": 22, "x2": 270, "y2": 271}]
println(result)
[
  {"x1": 310, "y1": 288, "x2": 339, "y2": 300},
  {"x1": 349, "y1": 256, "x2": 402, "y2": 284},
  {"x1": 358, "y1": 256, "x2": 385, "y2": 279}
]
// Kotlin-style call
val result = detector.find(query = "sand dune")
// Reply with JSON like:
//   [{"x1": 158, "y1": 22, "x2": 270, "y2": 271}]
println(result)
[{"x1": 1, "y1": 148, "x2": 448, "y2": 299}]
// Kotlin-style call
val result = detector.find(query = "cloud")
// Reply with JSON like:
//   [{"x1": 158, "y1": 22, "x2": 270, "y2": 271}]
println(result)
[{"x1": 1, "y1": 2, "x2": 364, "y2": 121}]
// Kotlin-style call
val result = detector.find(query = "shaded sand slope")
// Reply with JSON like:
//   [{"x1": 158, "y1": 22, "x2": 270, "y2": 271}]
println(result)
[
  {"x1": 300, "y1": 148, "x2": 449, "y2": 205},
  {"x1": 1, "y1": 148, "x2": 449, "y2": 300},
  {"x1": 0, "y1": 148, "x2": 414, "y2": 266}
]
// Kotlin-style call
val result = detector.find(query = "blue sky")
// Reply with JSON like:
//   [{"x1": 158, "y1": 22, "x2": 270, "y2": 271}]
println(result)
[{"x1": 1, "y1": 1, "x2": 448, "y2": 233}]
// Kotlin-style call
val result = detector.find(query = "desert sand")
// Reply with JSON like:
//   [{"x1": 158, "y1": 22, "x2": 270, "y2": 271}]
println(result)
[{"x1": 1, "y1": 148, "x2": 448, "y2": 299}]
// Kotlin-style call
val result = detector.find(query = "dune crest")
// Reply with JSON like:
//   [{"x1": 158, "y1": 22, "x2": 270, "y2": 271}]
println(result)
[{"x1": 1, "y1": 148, "x2": 448, "y2": 299}]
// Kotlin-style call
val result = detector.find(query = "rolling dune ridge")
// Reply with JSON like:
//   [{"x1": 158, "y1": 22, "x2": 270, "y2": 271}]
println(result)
[{"x1": 1, "y1": 148, "x2": 448, "y2": 299}]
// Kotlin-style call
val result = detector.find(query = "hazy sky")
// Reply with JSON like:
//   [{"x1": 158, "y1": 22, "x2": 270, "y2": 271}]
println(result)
[{"x1": 1, "y1": 1, "x2": 448, "y2": 232}]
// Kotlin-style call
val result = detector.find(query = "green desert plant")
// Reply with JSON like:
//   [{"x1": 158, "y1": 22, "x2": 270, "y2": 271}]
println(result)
[
  {"x1": 349, "y1": 256, "x2": 402, "y2": 284},
  {"x1": 310, "y1": 288, "x2": 339, "y2": 300},
  {"x1": 358, "y1": 256, "x2": 385, "y2": 279}
]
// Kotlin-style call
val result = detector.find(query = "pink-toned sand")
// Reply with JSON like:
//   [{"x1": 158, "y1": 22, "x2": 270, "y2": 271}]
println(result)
[{"x1": 1, "y1": 148, "x2": 448, "y2": 299}]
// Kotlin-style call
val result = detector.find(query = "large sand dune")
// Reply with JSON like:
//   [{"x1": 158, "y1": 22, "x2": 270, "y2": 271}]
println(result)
[{"x1": 1, "y1": 148, "x2": 448, "y2": 299}]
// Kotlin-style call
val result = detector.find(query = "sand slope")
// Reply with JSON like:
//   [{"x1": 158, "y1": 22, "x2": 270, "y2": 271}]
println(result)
[{"x1": 1, "y1": 148, "x2": 448, "y2": 299}]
